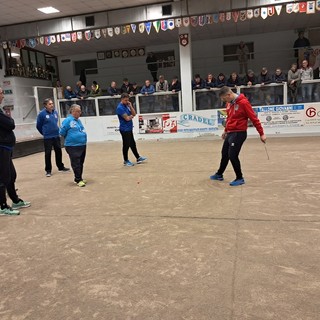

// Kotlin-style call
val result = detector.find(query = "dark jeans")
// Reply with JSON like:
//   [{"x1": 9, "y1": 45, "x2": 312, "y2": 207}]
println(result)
[
  {"x1": 217, "y1": 131, "x2": 247, "y2": 180},
  {"x1": 65, "y1": 146, "x2": 86, "y2": 183},
  {"x1": 120, "y1": 131, "x2": 140, "y2": 162},
  {"x1": 0, "y1": 148, "x2": 19, "y2": 207},
  {"x1": 44, "y1": 137, "x2": 64, "y2": 173}
]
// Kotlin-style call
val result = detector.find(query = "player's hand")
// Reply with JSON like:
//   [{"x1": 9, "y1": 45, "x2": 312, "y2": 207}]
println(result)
[{"x1": 260, "y1": 134, "x2": 267, "y2": 143}]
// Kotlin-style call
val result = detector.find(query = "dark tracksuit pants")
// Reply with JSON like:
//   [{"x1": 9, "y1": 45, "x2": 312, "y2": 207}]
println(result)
[
  {"x1": 120, "y1": 131, "x2": 140, "y2": 162},
  {"x1": 0, "y1": 148, "x2": 19, "y2": 207},
  {"x1": 65, "y1": 146, "x2": 86, "y2": 183},
  {"x1": 43, "y1": 137, "x2": 65, "y2": 173},
  {"x1": 217, "y1": 131, "x2": 247, "y2": 180}
]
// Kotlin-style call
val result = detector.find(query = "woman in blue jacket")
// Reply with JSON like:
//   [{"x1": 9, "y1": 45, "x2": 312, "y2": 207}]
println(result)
[{"x1": 60, "y1": 104, "x2": 87, "y2": 187}]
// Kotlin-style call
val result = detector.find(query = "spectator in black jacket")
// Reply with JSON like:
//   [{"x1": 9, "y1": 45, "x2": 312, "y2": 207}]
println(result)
[
  {"x1": 107, "y1": 81, "x2": 119, "y2": 96},
  {"x1": 0, "y1": 88, "x2": 30, "y2": 215},
  {"x1": 216, "y1": 73, "x2": 227, "y2": 88},
  {"x1": 272, "y1": 68, "x2": 287, "y2": 104},
  {"x1": 169, "y1": 76, "x2": 181, "y2": 111},
  {"x1": 258, "y1": 67, "x2": 272, "y2": 105},
  {"x1": 227, "y1": 72, "x2": 242, "y2": 87},
  {"x1": 120, "y1": 78, "x2": 133, "y2": 94}
]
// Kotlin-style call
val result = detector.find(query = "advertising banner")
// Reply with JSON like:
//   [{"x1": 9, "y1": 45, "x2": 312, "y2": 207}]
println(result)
[
  {"x1": 257, "y1": 105, "x2": 304, "y2": 127},
  {"x1": 305, "y1": 105, "x2": 320, "y2": 126},
  {"x1": 138, "y1": 113, "x2": 177, "y2": 134},
  {"x1": 177, "y1": 110, "x2": 218, "y2": 133}
]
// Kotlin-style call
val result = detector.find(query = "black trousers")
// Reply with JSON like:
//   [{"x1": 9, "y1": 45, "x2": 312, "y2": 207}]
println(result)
[
  {"x1": 0, "y1": 148, "x2": 19, "y2": 207},
  {"x1": 217, "y1": 131, "x2": 247, "y2": 180},
  {"x1": 65, "y1": 146, "x2": 86, "y2": 183},
  {"x1": 120, "y1": 131, "x2": 140, "y2": 162},
  {"x1": 43, "y1": 137, "x2": 64, "y2": 172}
]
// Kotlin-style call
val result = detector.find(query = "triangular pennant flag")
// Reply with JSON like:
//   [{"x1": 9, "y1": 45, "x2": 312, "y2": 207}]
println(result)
[
  {"x1": 316, "y1": 0, "x2": 320, "y2": 11},
  {"x1": 219, "y1": 13, "x2": 225, "y2": 22},
  {"x1": 254, "y1": 8, "x2": 260, "y2": 18},
  {"x1": 153, "y1": 21, "x2": 161, "y2": 33},
  {"x1": 240, "y1": 10, "x2": 246, "y2": 21},
  {"x1": 125, "y1": 25, "x2": 131, "y2": 34},
  {"x1": 131, "y1": 24, "x2": 137, "y2": 33},
  {"x1": 2, "y1": 41, "x2": 8, "y2": 49},
  {"x1": 293, "y1": 3, "x2": 300, "y2": 13},
  {"x1": 190, "y1": 16, "x2": 198, "y2": 27},
  {"x1": 299, "y1": 2, "x2": 307, "y2": 12},
  {"x1": 268, "y1": 6, "x2": 275, "y2": 16},
  {"x1": 21, "y1": 39, "x2": 26, "y2": 48},
  {"x1": 226, "y1": 12, "x2": 232, "y2": 21},
  {"x1": 95, "y1": 29, "x2": 101, "y2": 39},
  {"x1": 175, "y1": 18, "x2": 182, "y2": 27},
  {"x1": 114, "y1": 27, "x2": 121, "y2": 35},
  {"x1": 247, "y1": 9, "x2": 253, "y2": 19},
  {"x1": 198, "y1": 15, "x2": 206, "y2": 26},
  {"x1": 286, "y1": 4, "x2": 293, "y2": 13},
  {"x1": 183, "y1": 17, "x2": 190, "y2": 27},
  {"x1": 261, "y1": 7, "x2": 268, "y2": 19},
  {"x1": 213, "y1": 13, "x2": 219, "y2": 23},
  {"x1": 232, "y1": 11, "x2": 239, "y2": 22},
  {"x1": 145, "y1": 22, "x2": 152, "y2": 34},
  {"x1": 84, "y1": 31, "x2": 91, "y2": 41},
  {"x1": 65, "y1": 33, "x2": 71, "y2": 41},
  {"x1": 307, "y1": 1, "x2": 315, "y2": 14},
  {"x1": 206, "y1": 14, "x2": 213, "y2": 24},
  {"x1": 45, "y1": 36, "x2": 51, "y2": 46},
  {"x1": 275, "y1": 5, "x2": 282, "y2": 15},
  {"x1": 39, "y1": 37, "x2": 44, "y2": 45},
  {"x1": 56, "y1": 35, "x2": 61, "y2": 43},
  {"x1": 139, "y1": 23, "x2": 145, "y2": 33},
  {"x1": 101, "y1": 29, "x2": 107, "y2": 38},
  {"x1": 107, "y1": 28, "x2": 113, "y2": 37},
  {"x1": 50, "y1": 35, "x2": 56, "y2": 43},
  {"x1": 61, "y1": 34, "x2": 66, "y2": 42},
  {"x1": 167, "y1": 19, "x2": 175, "y2": 30},
  {"x1": 28, "y1": 38, "x2": 36, "y2": 48},
  {"x1": 161, "y1": 20, "x2": 168, "y2": 31},
  {"x1": 77, "y1": 32, "x2": 82, "y2": 40},
  {"x1": 71, "y1": 32, "x2": 77, "y2": 42},
  {"x1": 121, "y1": 26, "x2": 127, "y2": 35}
]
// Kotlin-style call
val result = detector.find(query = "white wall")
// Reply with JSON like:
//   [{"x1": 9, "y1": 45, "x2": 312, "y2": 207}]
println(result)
[{"x1": 58, "y1": 29, "x2": 298, "y2": 88}]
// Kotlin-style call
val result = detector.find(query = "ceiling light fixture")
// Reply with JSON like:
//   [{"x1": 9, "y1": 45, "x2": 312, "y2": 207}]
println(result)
[{"x1": 37, "y1": 7, "x2": 60, "y2": 14}]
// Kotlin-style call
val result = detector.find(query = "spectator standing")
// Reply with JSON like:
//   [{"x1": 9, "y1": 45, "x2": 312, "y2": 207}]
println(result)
[
  {"x1": 236, "y1": 41, "x2": 250, "y2": 75},
  {"x1": 36, "y1": 98, "x2": 70, "y2": 177},
  {"x1": 60, "y1": 105, "x2": 87, "y2": 187},
  {"x1": 300, "y1": 59, "x2": 313, "y2": 102},
  {"x1": 155, "y1": 75, "x2": 169, "y2": 92},
  {"x1": 287, "y1": 63, "x2": 301, "y2": 103},
  {"x1": 107, "y1": 81, "x2": 119, "y2": 96},
  {"x1": 272, "y1": 68, "x2": 286, "y2": 104},
  {"x1": 146, "y1": 52, "x2": 158, "y2": 82},
  {"x1": 258, "y1": 67, "x2": 272, "y2": 105},
  {"x1": 0, "y1": 88, "x2": 30, "y2": 215},
  {"x1": 293, "y1": 31, "x2": 311, "y2": 61},
  {"x1": 169, "y1": 76, "x2": 181, "y2": 111}
]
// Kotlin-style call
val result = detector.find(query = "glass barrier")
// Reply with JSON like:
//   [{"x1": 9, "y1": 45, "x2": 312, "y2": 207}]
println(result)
[
  {"x1": 98, "y1": 96, "x2": 121, "y2": 116},
  {"x1": 58, "y1": 98, "x2": 97, "y2": 117},
  {"x1": 137, "y1": 91, "x2": 181, "y2": 114}
]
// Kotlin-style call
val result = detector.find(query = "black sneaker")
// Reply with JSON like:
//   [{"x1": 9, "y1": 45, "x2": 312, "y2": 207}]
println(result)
[{"x1": 58, "y1": 167, "x2": 70, "y2": 172}]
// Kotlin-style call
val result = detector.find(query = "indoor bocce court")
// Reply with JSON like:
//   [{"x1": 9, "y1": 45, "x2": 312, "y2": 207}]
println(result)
[{"x1": 1, "y1": 135, "x2": 319, "y2": 320}]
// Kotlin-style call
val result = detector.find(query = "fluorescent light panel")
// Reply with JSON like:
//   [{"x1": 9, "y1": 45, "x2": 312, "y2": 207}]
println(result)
[{"x1": 37, "y1": 7, "x2": 60, "y2": 14}]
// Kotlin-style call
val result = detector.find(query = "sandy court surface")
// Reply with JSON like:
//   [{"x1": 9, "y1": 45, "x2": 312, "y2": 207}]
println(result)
[{"x1": 1, "y1": 136, "x2": 320, "y2": 320}]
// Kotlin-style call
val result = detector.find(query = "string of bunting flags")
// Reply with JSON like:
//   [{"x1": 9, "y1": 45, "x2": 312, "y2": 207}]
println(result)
[{"x1": 1, "y1": 2, "x2": 320, "y2": 49}]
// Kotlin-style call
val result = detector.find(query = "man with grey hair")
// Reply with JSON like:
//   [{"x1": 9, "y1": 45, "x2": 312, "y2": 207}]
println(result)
[{"x1": 0, "y1": 87, "x2": 31, "y2": 215}]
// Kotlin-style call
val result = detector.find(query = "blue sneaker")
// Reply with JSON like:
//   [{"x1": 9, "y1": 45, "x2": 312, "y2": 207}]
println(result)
[
  {"x1": 124, "y1": 160, "x2": 134, "y2": 167},
  {"x1": 229, "y1": 178, "x2": 245, "y2": 186},
  {"x1": 137, "y1": 156, "x2": 147, "y2": 164},
  {"x1": 210, "y1": 173, "x2": 224, "y2": 181}
]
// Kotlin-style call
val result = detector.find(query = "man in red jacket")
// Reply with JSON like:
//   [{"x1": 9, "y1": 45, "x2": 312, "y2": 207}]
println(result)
[{"x1": 210, "y1": 86, "x2": 267, "y2": 186}]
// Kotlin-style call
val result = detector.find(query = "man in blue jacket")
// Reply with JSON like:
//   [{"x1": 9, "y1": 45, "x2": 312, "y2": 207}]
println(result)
[
  {"x1": 36, "y1": 98, "x2": 69, "y2": 177},
  {"x1": 116, "y1": 93, "x2": 147, "y2": 167}
]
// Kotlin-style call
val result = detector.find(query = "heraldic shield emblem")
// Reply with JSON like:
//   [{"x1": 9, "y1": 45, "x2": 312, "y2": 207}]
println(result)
[{"x1": 179, "y1": 34, "x2": 189, "y2": 47}]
